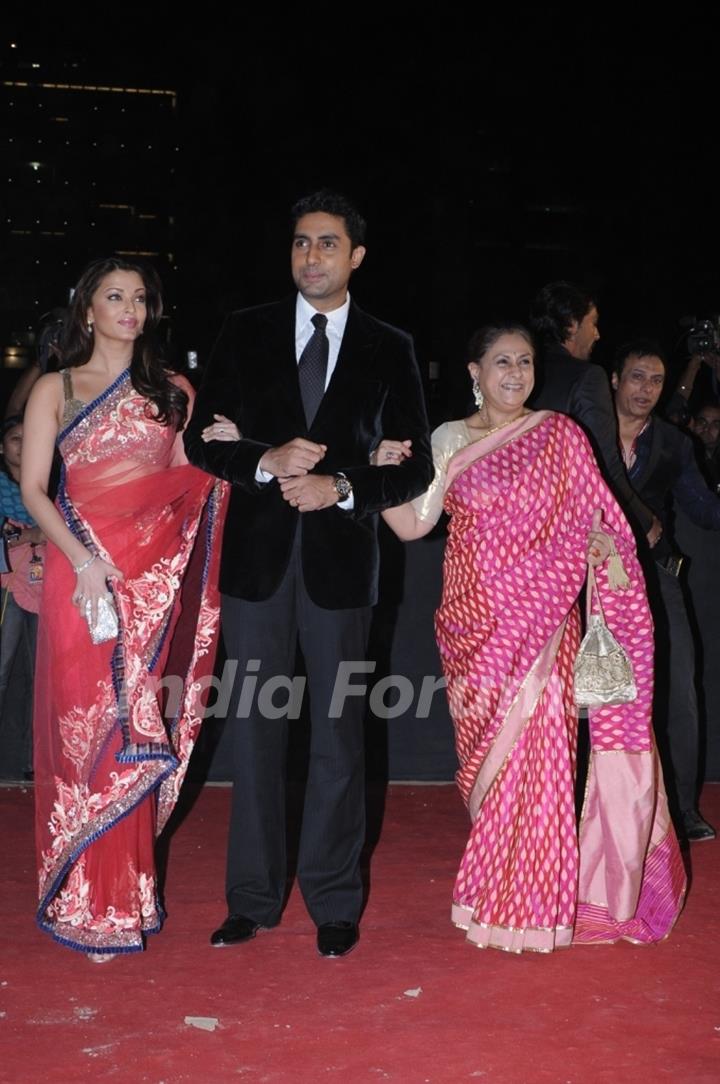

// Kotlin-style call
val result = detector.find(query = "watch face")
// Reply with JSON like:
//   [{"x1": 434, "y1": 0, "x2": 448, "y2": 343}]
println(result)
[{"x1": 335, "y1": 475, "x2": 352, "y2": 499}]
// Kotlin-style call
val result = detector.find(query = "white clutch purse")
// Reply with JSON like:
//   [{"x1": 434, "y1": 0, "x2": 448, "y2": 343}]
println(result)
[{"x1": 84, "y1": 595, "x2": 119, "y2": 644}]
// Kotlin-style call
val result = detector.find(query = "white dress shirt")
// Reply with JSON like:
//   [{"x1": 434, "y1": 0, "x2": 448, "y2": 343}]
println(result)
[{"x1": 294, "y1": 292, "x2": 350, "y2": 383}]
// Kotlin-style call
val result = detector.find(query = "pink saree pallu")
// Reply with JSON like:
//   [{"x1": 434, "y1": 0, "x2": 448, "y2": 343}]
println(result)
[
  {"x1": 34, "y1": 369, "x2": 228, "y2": 954},
  {"x1": 437, "y1": 411, "x2": 686, "y2": 954}
]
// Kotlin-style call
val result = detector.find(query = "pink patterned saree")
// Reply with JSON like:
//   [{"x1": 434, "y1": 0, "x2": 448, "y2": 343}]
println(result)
[
  {"x1": 437, "y1": 411, "x2": 685, "y2": 953},
  {"x1": 34, "y1": 370, "x2": 228, "y2": 954}
]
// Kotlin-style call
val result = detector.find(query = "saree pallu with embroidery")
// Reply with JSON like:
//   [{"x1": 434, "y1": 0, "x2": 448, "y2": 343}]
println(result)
[
  {"x1": 437, "y1": 411, "x2": 686, "y2": 954},
  {"x1": 34, "y1": 371, "x2": 228, "y2": 954}
]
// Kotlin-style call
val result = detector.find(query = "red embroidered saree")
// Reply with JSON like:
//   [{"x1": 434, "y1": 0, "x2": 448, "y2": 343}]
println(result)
[
  {"x1": 34, "y1": 370, "x2": 227, "y2": 954},
  {"x1": 437, "y1": 411, "x2": 685, "y2": 953}
]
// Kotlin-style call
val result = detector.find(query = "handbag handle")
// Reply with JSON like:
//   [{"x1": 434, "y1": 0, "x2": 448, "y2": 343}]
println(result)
[{"x1": 585, "y1": 564, "x2": 607, "y2": 626}]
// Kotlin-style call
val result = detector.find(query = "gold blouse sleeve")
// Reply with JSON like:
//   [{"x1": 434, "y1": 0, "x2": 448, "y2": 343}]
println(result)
[{"x1": 411, "y1": 422, "x2": 470, "y2": 525}]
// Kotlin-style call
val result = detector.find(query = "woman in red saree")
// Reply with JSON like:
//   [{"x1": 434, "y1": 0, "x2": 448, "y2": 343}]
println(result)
[
  {"x1": 376, "y1": 323, "x2": 686, "y2": 953},
  {"x1": 22, "y1": 258, "x2": 227, "y2": 959}
]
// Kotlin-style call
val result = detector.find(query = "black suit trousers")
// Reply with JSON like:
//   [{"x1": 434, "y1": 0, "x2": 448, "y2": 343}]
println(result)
[
  {"x1": 651, "y1": 565, "x2": 700, "y2": 814},
  {"x1": 221, "y1": 529, "x2": 370, "y2": 926}
]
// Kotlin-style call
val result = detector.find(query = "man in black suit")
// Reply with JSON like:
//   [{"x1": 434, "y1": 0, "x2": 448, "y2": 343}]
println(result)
[
  {"x1": 184, "y1": 191, "x2": 433, "y2": 956},
  {"x1": 611, "y1": 340, "x2": 720, "y2": 842},
  {"x1": 530, "y1": 281, "x2": 660, "y2": 545}
]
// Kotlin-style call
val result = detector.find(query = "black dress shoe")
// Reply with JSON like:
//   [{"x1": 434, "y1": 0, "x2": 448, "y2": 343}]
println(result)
[
  {"x1": 317, "y1": 921, "x2": 359, "y2": 958},
  {"x1": 681, "y1": 809, "x2": 716, "y2": 843},
  {"x1": 210, "y1": 914, "x2": 271, "y2": 946}
]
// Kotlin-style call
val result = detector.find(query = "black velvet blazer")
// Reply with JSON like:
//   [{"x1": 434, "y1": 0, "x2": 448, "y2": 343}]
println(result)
[
  {"x1": 184, "y1": 297, "x2": 433, "y2": 608},
  {"x1": 630, "y1": 415, "x2": 720, "y2": 559}
]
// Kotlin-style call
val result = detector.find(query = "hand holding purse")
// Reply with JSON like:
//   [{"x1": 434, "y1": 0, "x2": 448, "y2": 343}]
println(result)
[{"x1": 84, "y1": 594, "x2": 119, "y2": 645}]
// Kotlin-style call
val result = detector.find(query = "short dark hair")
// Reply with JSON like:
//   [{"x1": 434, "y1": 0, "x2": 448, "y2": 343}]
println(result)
[
  {"x1": 466, "y1": 322, "x2": 535, "y2": 364},
  {"x1": 0, "y1": 413, "x2": 23, "y2": 477},
  {"x1": 530, "y1": 281, "x2": 595, "y2": 345},
  {"x1": 612, "y1": 339, "x2": 667, "y2": 379},
  {"x1": 291, "y1": 190, "x2": 367, "y2": 249},
  {"x1": 0, "y1": 413, "x2": 23, "y2": 441}
]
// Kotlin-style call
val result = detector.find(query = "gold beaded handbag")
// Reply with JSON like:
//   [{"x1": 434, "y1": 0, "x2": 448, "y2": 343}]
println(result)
[{"x1": 574, "y1": 566, "x2": 637, "y2": 707}]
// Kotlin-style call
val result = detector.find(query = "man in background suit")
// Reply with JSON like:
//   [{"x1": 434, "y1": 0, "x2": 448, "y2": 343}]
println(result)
[
  {"x1": 611, "y1": 341, "x2": 719, "y2": 843},
  {"x1": 529, "y1": 280, "x2": 660, "y2": 546},
  {"x1": 184, "y1": 190, "x2": 433, "y2": 957}
]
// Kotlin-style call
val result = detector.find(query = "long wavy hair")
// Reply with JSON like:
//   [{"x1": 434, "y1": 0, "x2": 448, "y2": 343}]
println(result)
[{"x1": 59, "y1": 257, "x2": 187, "y2": 428}]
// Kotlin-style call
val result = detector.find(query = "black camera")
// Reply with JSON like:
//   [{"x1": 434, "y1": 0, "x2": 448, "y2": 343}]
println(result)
[{"x1": 681, "y1": 316, "x2": 720, "y2": 356}]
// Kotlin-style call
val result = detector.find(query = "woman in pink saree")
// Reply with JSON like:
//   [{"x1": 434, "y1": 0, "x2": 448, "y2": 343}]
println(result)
[
  {"x1": 376, "y1": 323, "x2": 685, "y2": 953},
  {"x1": 22, "y1": 258, "x2": 227, "y2": 960}
]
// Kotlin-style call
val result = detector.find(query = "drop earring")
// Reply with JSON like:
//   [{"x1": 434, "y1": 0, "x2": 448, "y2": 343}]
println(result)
[
  {"x1": 472, "y1": 380, "x2": 484, "y2": 410},
  {"x1": 87, "y1": 321, "x2": 94, "y2": 334}
]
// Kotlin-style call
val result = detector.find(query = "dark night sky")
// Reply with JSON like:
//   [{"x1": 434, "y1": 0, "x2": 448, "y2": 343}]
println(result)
[{"x1": 5, "y1": 15, "x2": 720, "y2": 406}]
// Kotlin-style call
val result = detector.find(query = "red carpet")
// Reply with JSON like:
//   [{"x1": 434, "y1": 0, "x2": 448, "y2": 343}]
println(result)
[{"x1": 2, "y1": 783, "x2": 718, "y2": 1083}]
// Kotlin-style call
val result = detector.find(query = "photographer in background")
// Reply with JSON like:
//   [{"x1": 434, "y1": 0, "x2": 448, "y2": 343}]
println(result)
[{"x1": 667, "y1": 317, "x2": 720, "y2": 426}]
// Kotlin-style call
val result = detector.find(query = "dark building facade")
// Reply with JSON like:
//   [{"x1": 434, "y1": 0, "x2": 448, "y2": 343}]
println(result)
[{"x1": 1, "y1": 42, "x2": 177, "y2": 387}]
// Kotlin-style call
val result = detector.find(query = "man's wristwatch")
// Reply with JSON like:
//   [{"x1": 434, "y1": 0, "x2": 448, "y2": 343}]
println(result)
[{"x1": 333, "y1": 473, "x2": 353, "y2": 501}]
